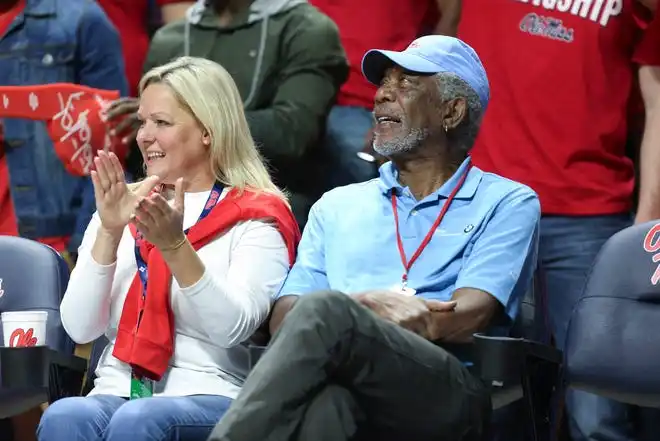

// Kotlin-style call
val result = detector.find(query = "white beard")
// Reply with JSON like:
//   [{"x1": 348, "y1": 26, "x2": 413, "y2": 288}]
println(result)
[{"x1": 373, "y1": 127, "x2": 428, "y2": 157}]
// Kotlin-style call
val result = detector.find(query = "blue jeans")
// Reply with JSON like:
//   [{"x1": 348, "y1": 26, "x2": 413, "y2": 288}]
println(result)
[
  {"x1": 539, "y1": 215, "x2": 635, "y2": 441},
  {"x1": 37, "y1": 394, "x2": 233, "y2": 441},
  {"x1": 323, "y1": 105, "x2": 377, "y2": 189}
]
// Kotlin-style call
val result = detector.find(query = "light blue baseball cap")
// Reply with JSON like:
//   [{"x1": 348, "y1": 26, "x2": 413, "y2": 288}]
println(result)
[{"x1": 362, "y1": 35, "x2": 490, "y2": 109}]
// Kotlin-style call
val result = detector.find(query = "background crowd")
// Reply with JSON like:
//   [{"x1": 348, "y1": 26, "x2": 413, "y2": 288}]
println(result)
[{"x1": 0, "y1": 0, "x2": 659, "y2": 440}]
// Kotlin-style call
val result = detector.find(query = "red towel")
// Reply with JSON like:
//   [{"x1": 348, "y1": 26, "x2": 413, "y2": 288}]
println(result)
[
  {"x1": 112, "y1": 188, "x2": 301, "y2": 380},
  {"x1": 0, "y1": 83, "x2": 126, "y2": 176}
]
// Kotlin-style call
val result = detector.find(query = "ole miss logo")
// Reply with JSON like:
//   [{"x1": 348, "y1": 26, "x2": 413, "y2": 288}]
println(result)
[
  {"x1": 643, "y1": 223, "x2": 660, "y2": 285},
  {"x1": 9, "y1": 328, "x2": 38, "y2": 347}
]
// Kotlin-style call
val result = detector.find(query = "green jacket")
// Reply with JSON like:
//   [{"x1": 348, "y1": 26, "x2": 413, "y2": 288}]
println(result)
[{"x1": 144, "y1": 0, "x2": 348, "y2": 224}]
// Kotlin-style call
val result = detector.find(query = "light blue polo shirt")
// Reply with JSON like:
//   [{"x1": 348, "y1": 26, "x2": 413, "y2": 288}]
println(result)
[{"x1": 279, "y1": 157, "x2": 541, "y2": 321}]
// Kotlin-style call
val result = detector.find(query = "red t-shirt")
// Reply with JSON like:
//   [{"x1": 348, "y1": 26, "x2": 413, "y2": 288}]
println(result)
[
  {"x1": 634, "y1": 7, "x2": 660, "y2": 65},
  {"x1": 310, "y1": 0, "x2": 437, "y2": 109},
  {"x1": 459, "y1": 0, "x2": 643, "y2": 216},
  {"x1": 97, "y1": 0, "x2": 186, "y2": 97}
]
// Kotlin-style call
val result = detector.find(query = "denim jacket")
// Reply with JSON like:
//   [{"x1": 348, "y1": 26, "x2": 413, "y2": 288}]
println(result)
[{"x1": 1, "y1": 0, "x2": 127, "y2": 251}]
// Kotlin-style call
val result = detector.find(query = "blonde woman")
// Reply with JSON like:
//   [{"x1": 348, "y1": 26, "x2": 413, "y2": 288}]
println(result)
[{"x1": 37, "y1": 57, "x2": 301, "y2": 441}]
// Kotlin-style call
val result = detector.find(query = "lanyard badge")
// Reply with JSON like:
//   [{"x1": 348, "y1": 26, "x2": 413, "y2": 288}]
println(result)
[
  {"x1": 390, "y1": 161, "x2": 472, "y2": 296},
  {"x1": 391, "y1": 283, "x2": 417, "y2": 297},
  {"x1": 130, "y1": 372, "x2": 154, "y2": 399}
]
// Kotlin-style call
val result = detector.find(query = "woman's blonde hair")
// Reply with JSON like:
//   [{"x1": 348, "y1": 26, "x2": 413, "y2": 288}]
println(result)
[{"x1": 139, "y1": 56, "x2": 286, "y2": 201}]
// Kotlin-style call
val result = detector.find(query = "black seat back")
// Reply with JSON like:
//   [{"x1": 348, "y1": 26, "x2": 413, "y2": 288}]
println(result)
[{"x1": 511, "y1": 268, "x2": 549, "y2": 343}]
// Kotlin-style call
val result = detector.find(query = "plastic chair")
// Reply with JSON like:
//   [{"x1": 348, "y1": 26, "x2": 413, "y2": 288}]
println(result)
[
  {"x1": 565, "y1": 221, "x2": 660, "y2": 407},
  {"x1": 0, "y1": 236, "x2": 86, "y2": 418},
  {"x1": 0, "y1": 236, "x2": 71, "y2": 353}
]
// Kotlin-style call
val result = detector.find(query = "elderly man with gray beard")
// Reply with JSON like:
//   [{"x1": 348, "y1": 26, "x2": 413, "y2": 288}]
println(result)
[{"x1": 208, "y1": 36, "x2": 541, "y2": 441}]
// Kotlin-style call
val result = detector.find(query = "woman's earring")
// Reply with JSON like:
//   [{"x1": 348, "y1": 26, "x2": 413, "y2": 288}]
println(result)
[{"x1": 443, "y1": 124, "x2": 449, "y2": 133}]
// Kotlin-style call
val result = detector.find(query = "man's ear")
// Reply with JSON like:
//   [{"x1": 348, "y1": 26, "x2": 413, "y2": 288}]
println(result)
[{"x1": 442, "y1": 97, "x2": 468, "y2": 131}]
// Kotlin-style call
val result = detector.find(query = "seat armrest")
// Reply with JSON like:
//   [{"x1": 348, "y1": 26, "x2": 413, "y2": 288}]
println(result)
[
  {"x1": 472, "y1": 333, "x2": 562, "y2": 383},
  {"x1": 0, "y1": 347, "x2": 88, "y2": 402},
  {"x1": 473, "y1": 334, "x2": 525, "y2": 382},
  {"x1": 0, "y1": 347, "x2": 50, "y2": 389}
]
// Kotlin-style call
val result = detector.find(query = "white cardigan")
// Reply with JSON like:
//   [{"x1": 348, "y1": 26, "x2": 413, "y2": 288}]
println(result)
[{"x1": 60, "y1": 189, "x2": 290, "y2": 398}]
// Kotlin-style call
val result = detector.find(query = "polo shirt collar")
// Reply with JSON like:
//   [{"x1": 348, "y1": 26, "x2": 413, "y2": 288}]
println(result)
[{"x1": 378, "y1": 157, "x2": 482, "y2": 200}]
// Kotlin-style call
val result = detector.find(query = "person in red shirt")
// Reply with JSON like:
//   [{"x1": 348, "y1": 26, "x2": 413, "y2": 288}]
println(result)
[
  {"x1": 458, "y1": 0, "x2": 659, "y2": 439},
  {"x1": 310, "y1": 0, "x2": 459, "y2": 189},
  {"x1": 96, "y1": 0, "x2": 194, "y2": 97}
]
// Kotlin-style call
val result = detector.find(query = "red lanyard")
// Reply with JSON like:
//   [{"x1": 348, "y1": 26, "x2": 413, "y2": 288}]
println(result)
[{"x1": 391, "y1": 162, "x2": 472, "y2": 288}]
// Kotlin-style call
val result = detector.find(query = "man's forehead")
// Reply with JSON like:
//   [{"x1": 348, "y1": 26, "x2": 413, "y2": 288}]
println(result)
[{"x1": 382, "y1": 66, "x2": 436, "y2": 82}]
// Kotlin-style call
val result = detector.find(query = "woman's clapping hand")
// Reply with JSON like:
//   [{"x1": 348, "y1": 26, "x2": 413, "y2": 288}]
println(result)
[
  {"x1": 90, "y1": 151, "x2": 160, "y2": 235},
  {"x1": 131, "y1": 177, "x2": 186, "y2": 251}
]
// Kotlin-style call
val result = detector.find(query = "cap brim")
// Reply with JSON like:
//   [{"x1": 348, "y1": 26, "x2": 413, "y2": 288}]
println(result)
[{"x1": 361, "y1": 49, "x2": 442, "y2": 85}]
